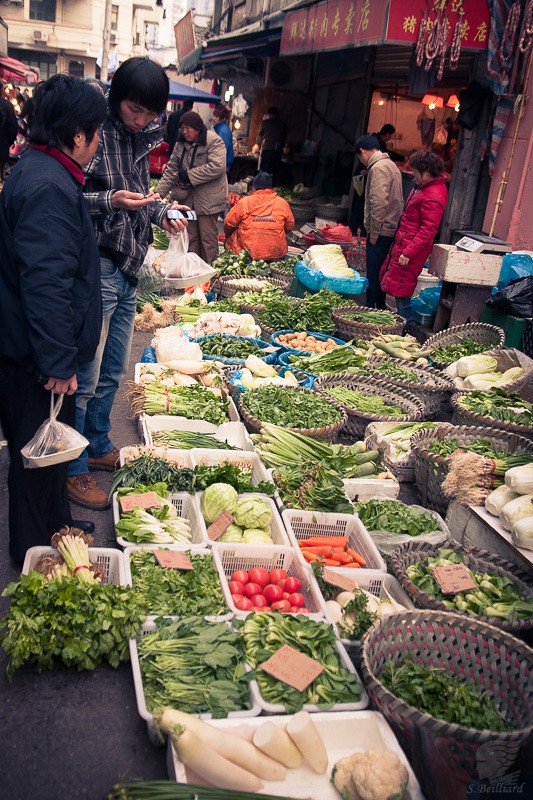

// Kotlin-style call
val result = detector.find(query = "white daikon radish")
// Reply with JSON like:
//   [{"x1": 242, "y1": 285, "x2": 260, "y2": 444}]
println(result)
[
  {"x1": 161, "y1": 359, "x2": 209, "y2": 374},
  {"x1": 485, "y1": 485, "x2": 519, "y2": 517},
  {"x1": 324, "y1": 600, "x2": 343, "y2": 624},
  {"x1": 335, "y1": 591, "x2": 357, "y2": 608},
  {"x1": 286, "y1": 711, "x2": 328, "y2": 774},
  {"x1": 156, "y1": 709, "x2": 286, "y2": 781},
  {"x1": 253, "y1": 721, "x2": 304, "y2": 769},
  {"x1": 173, "y1": 373, "x2": 198, "y2": 386}
]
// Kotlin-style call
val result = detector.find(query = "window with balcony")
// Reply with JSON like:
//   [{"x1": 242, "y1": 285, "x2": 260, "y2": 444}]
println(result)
[
  {"x1": 68, "y1": 60, "x2": 84, "y2": 79},
  {"x1": 29, "y1": 0, "x2": 56, "y2": 23}
]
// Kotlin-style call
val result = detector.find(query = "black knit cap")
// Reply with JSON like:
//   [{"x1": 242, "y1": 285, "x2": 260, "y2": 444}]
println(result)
[
  {"x1": 180, "y1": 111, "x2": 204, "y2": 131},
  {"x1": 252, "y1": 171, "x2": 273, "y2": 190}
]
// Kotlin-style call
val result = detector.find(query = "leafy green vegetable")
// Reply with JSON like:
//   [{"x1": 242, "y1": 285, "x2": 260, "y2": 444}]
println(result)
[
  {"x1": 430, "y1": 337, "x2": 494, "y2": 364},
  {"x1": 274, "y1": 462, "x2": 354, "y2": 514},
  {"x1": 108, "y1": 780, "x2": 300, "y2": 800},
  {"x1": 194, "y1": 463, "x2": 274, "y2": 494},
  {"x1": 131, "y1": 383, "x2": 229, "y2": 424},
  {"x1": 211, "y1": 249, "x2": 270, "y2": 276},
  {"x1": 326, "y1": 387, "x2": 403, "y2": 416},
  {"x1": 150, "y1": 430, "x2": 240, "y2": 450},
  {"x1": 289, "y1": 343, "x2": 369, "y2": 375},
  {"x1": 110, "y1": 456, "x2": 194, "y2": 495},
  {"x1": 457, "y1": 389, "x2": 533, "y2": 426},
  {"x1": 241, "y1": 385, "x2": 341, "y2": 429},
  {"x1": 199, "y1": 336, "x2": 264, "y2": 359},
  {"x1": 370, "y1": 359, "x2": 418, "y2": 382},
  {"x1": 428, "y1": 437, "x2": 509, "y2": 458},
  {"x1": 341, "y1": 309, "x2": 397, "y2": 325},
  {"x1": 355, "y1": 499, "x2": 442, "y2": 536},
  {"x1": 258, "y1": 289, "x2": 347, "y2": 334}
]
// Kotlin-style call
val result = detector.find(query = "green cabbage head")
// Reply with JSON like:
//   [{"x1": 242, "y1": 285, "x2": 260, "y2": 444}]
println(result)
[
  {"x1": 233, "y1": 496, "x2": 273, "y2": 530},
  {"x1": 201, "y1": 483, "x2": 238, "y2": 523}
]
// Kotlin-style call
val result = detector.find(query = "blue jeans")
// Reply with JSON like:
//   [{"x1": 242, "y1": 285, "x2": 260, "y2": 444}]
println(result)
[
  {"x1": 366, "y1": 235, "x2": 394, "y2": 309},
  {"x1": 68, "y1": 258, "x2": 136, "y2": 476},
  {"x1": 395, "y1": 296, "x2": 413, "y2": 324}
]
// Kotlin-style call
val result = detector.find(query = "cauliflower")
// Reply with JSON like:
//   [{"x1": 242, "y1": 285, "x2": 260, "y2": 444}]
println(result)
[{"x1": 331, "y1": 749, "x2": 409, "y2": 800}]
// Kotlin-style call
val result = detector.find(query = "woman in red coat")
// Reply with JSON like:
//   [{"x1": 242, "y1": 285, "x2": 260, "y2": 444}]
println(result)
[{"x1": 380, "y1": 150, "x2": 447, "y2": 325}]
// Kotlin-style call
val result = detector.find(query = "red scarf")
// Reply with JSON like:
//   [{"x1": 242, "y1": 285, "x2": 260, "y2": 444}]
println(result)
[{"x1": 31, "y1": 144, "x2": 85, "y2": 185}]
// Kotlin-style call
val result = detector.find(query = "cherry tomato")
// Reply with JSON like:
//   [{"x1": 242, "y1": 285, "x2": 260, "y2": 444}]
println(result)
[
  {"x1": 248, "y1": 567, "x2": 270, "y2": 588},
  {"x1": 263, "y1": 584, "x2": 283, "y2": 604},
  {"x1": 288, "y1": 592, "x2": 305, "y2": 608},
  {"x1": 271, "y1": 599, "x2": 291, "y2": 612},
  {"x1": 284, "y1": 577, "x2": 302, "y2": 593},
  {"x1": 233, "y1": 595, "x2": 253, "y2": 611},
  {"x1": 251, "y1": 594, "x2": 269, "y2": 608},
  {"x1": 242, "y1": 582, "x2": 262, "y2": 599},
  {"x1": 231, "y1": 570, "x2": 249, "y2": 585},
  {"x1": 228, "y1": 581, "x2": 244, "y2": 595},
  {"x1": 269, "y1": 568, "x2": 288, "y2": 584}
]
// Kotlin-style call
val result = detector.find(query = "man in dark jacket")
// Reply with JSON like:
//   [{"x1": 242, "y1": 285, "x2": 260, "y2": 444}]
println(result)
[
  {"x1": 257, "y1": 106, "x2": 286, "y2": 185},
  {"x1": 0, "y1": 74, "x2": 107, "y2": 563},
  {"x1": 0, "y1": 80, "x2": 18, "y2": 182},
  {"x1": 166, "y1": 98, "x2": 193, "y2": 155}
]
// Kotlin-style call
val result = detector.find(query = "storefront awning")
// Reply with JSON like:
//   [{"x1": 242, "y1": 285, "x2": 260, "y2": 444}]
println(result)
[
  {"x1": 0, "y1": 55, "x2": 39, "y2": 84},
  {"x1": 177, "y1": 25, "x2": 282, "y2": 74},
  {"x1": 178, "y1": 46, "x2": 204, "y2": 75},
  {"x1": 168, "y1": 79, "x2": 220, "y2": 103}
]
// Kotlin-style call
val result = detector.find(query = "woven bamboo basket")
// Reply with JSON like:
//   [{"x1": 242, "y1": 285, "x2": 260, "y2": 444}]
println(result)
[
  {"x1": 361, "y1": 610, "x2": 533, "y2": 792},
  {"x1": 333, "y1": 304, "x2": 405, "y2": 341},
  {"x1": 269, "y1": 265, "x2": 295, "y2": 283},
  {"x1": 391, "y1": 540, "x2": 533, "y2": 633},
  {"x1": 225, "y1": 364, "x2": 314, "y2": 402},
  {"x1": 315, "y1": 374, "x2": 426, "y2": 439},
  {"x1": 410, "y1": 423, "x2": 533, "y2": 514},
  {"x1": 289, "y1": 202, "x2": 316, "y2": 225},
  {"x1": 424, "y1": 323, "x2": 505, "y2": 368},
  {"x1": 451, "y1": 392, "x2": 533, "y2": 440},
  {"x1": 217, "y1": 275, "x2": 289, "y2": 299},
  {"x1": 367, "y1": 356, "x2": 454, "y2": 417},
  {"x1": 237, "y1": 385, "x2": 347, "y2": 442},
  {"x1": 315, "y1": 203, "x2": 347, "y2": 222}
]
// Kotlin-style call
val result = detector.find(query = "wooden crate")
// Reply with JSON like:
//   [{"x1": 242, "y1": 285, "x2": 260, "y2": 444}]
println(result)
[{"x1": 428, "y1": 244, "x2": 503, "y2": 286}]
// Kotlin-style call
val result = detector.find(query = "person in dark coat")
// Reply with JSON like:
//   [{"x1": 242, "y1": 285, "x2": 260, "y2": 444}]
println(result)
[
  {"x1": 380, "y1": 150, "x2": 448, "y2": 325},
  {"x1": 0, "y1": 80, "x2": 18, "y2": 182},
  {"x1": 166, "y1": 98, "x2": 193, "y2": 155},
  {"x1": 0, "y1": 74, "x2": 107, "y2": 563},
  {"x1": 257, "y1": 106, "x2": 286, "y2": 185}
]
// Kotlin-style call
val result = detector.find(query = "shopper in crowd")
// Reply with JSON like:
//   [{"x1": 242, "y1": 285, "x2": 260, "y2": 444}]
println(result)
[
  {"x1": 257, "y1": 106, "x2": 286, "y2": 185},
  {"x1": 224, "y1": 171, "x2": 294, "y2": 260},
  {"x1": 166, "y1": 97, "x2": 193, "y2": 155},
  {"x1": 380, "y1": 150, "x2": 447, "y2": 326},
  {"x1": 212, "y1": 104, "x2": 234, "y2": 171},
  {"x1": 354, "y1": 134, "x2": 403, "y2": 309},
  {"x1": 156, "y1": 110, "x2": 227, "y2": 264},
  {"x1": 371, "y1": 123, "x2": 404, "y2": 164},
  {"x1": 0, "y1": 74, "x2": 107, "y2": 562},
  {"x1": 66, "y1": 57, "x2": 188, "y2": 511},
  {"x1": 0, "y1": 80, "x2": 18, "y2": 183}
]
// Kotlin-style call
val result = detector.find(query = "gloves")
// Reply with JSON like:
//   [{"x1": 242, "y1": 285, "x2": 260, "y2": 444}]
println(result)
[{"x1": 177, "y1": 167, "x2": 191, "y2": 186}]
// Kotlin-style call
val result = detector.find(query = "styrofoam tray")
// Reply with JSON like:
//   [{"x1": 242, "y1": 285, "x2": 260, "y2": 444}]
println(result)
[
  {"x1": 282, "y1": 509, "x2": 387, "y2": 573},
  {"x1": 22, "y1": 545, "x2": 125, "y2": 585},
  {"x1": 123, "y1": 544, "x2": 232, "y2": 621},
  {"x1": 113, "y1": 491, "x2": 207, "y2": 549},
  {"x1": 141, "y1": 414, "x2": 254, "y2": 451},
  {"x1": 212, "y1": 543, "x2": 325, "y2": 618},
  {"x1": 342, "y1": 476, "x2": 400, "y2": 500},
  {"x1": 166, "y1": 710, "x2": 422, "y2": 799},
  {"x1": 190, "y1": 449, "x2": 271, "y2": 486},
  {"x1": 136, "y1": 392, "x2": 240, "y2": 423},
  {"x1": 197, "y1": 492, "x2": 289, "y2": 547},
  {"x1": 119, "y1": 445, "x2": 194, "y2": 469}
]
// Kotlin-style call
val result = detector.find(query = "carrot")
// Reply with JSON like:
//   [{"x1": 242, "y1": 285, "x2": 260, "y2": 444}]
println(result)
[
  {"x1": 331, "y1": 547, "x2": 349, "y2": 556},
  {"x1": 297, "y1": 545, "x2": 334, "y2": 557},
  {"x1": 319, "y1": 558, "x2": 342, "y2": 566},
  {"x1": 334, "y1": 552, "x2": 355, "y2": 565},
  {"x1": 301, "y1": 550, "x2": 319, "y2": 563},
  {"x1": 298, "y1": 536, "x2": 349, "y2": 548},
  {"x1": 341, "y1": 562, "x2": 361, "y2": 568},
  {"x1": 346, "y1": 547, "x2": 366, "y2": 566}
]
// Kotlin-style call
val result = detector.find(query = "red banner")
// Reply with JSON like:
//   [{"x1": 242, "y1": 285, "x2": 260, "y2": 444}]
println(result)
[
  {"x1": 280, "y1": 0, "x2": 388, "y2": 55},
  {"x1": 175, "y1": 11, "x2": 196, "y2": 61},
  {"x1": 386, "y1": 0, "x2": 490, "y2": 50}
]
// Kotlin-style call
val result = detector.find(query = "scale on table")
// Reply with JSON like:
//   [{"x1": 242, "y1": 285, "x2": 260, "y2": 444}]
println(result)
[{"x1": 455, "y1": 231, "x2": 512, "y2": 256}]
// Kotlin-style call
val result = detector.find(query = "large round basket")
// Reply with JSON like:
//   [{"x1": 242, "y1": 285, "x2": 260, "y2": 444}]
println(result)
[
  {"x1": 424, "y1": 323, "x2": 505, "y2": 368},
  {"x1": 367, "y1": 356, "x2": 454, "y2": 417},
  {"x1": 451, "y1": 392, "x2": 533, "y2": 440},
  {"x1": 333, "y1": 304, "x2": 405, "y2": 341},
  {"x1": 361, "y1": 610, "x2": 533, "y2": 795},
  {"x1": 410, "y1": 423, "x2": 533, "y2": 514},
  {"x1": 391, "y1": 540, "x2": 533, "y2": 633},
  {"x1": 289, "y1": 202, "x2": 316, "y2": 225},
  {"x1": 315, "y1": 203, "x2": 347, "y2": 222},
  {"x1": 194, "y1": 334, "x2": 278, "y2": 367},
  {"x1": 225, "y1": 364, "x2": 314, "y2": 402},
  {"x1": 216, "y1": 275, "x2": 289, "y2": 299},
  {"x1": 237, "y1": 385, "x2": 347, "y2": 442},
  {"x1": 269, "y1": 264, "x2": 296, "y2": 282},
  {"x1": 314, "y1": 374, "x2": 426, "y2": 439}
]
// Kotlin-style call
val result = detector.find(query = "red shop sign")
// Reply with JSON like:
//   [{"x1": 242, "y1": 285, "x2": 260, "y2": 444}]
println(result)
[{"x1": 386, "y1": 0, "x2": 490, "y2": 51}]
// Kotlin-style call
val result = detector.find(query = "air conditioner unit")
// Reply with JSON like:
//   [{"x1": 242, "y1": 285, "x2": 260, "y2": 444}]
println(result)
[
  {"x1": 33, "y1": 30, "x2": 49, "y2": 43},
  {"x1": 265, "y1": 57, "x2": 311, "y2": 93},
  {"x1": 109, "y1": 32, "x2": 118, "y2": 45}
]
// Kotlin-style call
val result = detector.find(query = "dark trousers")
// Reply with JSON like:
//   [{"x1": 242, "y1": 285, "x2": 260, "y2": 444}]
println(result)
[
  {"x1": 0, "y1": 362, "x2": 75, "y2": 562},
  {"x1": 366, "y1": 235, "x2": 394, "y2": 309},
  {"x1": 260, "y1": 150, "x2": 282, "y2": 185}
]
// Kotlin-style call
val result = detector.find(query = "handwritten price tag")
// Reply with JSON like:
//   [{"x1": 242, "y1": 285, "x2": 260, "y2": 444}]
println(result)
[
  {"x1": 119, "y1": 492, "x2": 161, "y2": 513},
  {"x1": 262, "y1": 346, "x2": 281, "y2": 354},
  {"x1": 153, "y1": 550, "x2": 193, "y2": 570},
  {"x1": 207, "y1": 510, "x2": 235, "y2": 542},
  {"x1": 323, "y1": 567, "x2": 358, "y2": 592},
  {"x1": 260, "y1": 644, "x2": 324, "y2": 692},
  {"x1": 432, "y1": 563, "x2": 476, "y2": 595}
]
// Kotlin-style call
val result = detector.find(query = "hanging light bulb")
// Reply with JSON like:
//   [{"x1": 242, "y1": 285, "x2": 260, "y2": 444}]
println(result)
[
  {"x1": 234, "y1": 119, "x2": 241, "y2": 129},
  {"x1": 378, "y1": 100, "x2": 385, "y2": 106},
  {"x1": 224, "y1": 90, "x2": 231, "y2": 102},
  {"x1": 228, "y1": 85, "x2": 235, "y2": 96}
]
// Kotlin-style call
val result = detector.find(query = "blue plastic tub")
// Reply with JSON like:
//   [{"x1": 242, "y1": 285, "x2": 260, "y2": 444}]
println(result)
[
  {"x1": 271, "y1": 329, "x2": 347, "y2": 356},
  {"x1": 194, "y1": 334, "x2": 278, "y2": 366},
  {"x1": 226, "y1": 365, "x2": 314, "y2": 400}
]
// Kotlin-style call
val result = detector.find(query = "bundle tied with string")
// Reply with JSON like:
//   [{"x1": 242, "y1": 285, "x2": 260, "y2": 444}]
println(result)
[{"x1": 442, "y1": 450, "x2": 525, "y2": 506}]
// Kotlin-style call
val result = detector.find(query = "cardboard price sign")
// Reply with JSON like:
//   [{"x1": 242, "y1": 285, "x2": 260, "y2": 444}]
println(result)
[
  {"x1": 119, "y1": 492, "x2": 161, "y2": 513},
  {"x1": 431, "y1": 563, "x2": 476, "y2": 595},
  {"x1": 322, "y1": 567, "x2": 358, "y2": 592},
  {"x1": 153, "y1": 550, "x2": 193, "y2": 570},
  {"x1": 207, "y1": 510, "x2": 235, "y2": 542},
  {"x1": 260, "y1": 644, "x2": 324, "y2": 692}
]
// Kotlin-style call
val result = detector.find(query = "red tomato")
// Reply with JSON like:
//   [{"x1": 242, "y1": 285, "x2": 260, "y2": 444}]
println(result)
[
  {"x1": 233, "y1": 595, "x2": 253, "y2": 611},
  {"x1": 276, "y1": 578, "x2": 287, "y2": 590},
  {"x1": 251, "y1": 594, "x2": 269, "y2": 608},
  {"x1": 288, "y1": 606, "x2": 302, "y2": 613},
  {"x1": 284, "y1": 577, "x2": 302, "y2": 593},
  {"x1": 231, "y1": 570, "x2": 249, "y2": 585},
  {"x1": 271, "y1": 599, "x2": 291, "y2": 612},
  {"x1": 242, "y1": 582, "x2": 262, "y2": 599},
  {"x1": 299, "y1": 607, "x2": 311, "y2": 613},
  {"x1": 248, "y1": 567, "x2": 270, "y2": 588},
  {"x1": 288, "y1": 592, "x2": 305, "y2": 608},
  {"x1": 282, "y1": 592, "x2": 290, "y2": 600},
  {"x1": 269, "y1": 568, "x2": 288, "y2": 585},
  {"x1": 228, "y1": 581, "x2": 244, "y2": 595},
  {"x1": 263, "y1": 584, "x2": 283, "y2": 604}
]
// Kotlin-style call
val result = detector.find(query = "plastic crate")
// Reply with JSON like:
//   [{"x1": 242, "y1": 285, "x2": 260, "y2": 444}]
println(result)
[
  {"x1": 112, "y1": 491, "x2": 207, "y2": 549},
  {"x1": 22, "y1": 546, "x2": 125, "y2": 585},
  {"x1": 196, "y1": 492, "x2": 289, "y2": 547},
  {"x1": 140, "y1": 414, "x2": 254, "y2": 451},
  {"x1": 480, "y1": 305, "x2": 530, "y2": 348},
  {"x1": 130, "y1": 619, "x2": 260, "y2": 741},
  {"x1": 190, "y1": 449, "x2": 271, "y2": 486},
  {"x1": 282, "y1": 510, "x2": 387, "y2": 573},
  {"x1": 211, "y1": 543, "x2": 324, "y2": 618},
  {"x1": 354, "y1": 496, "x2": 450, "y2": 556}
]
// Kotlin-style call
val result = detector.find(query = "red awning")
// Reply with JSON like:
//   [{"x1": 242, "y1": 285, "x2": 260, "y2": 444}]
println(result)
[{"x1": 0, "y1": 56, "x2": 39, "y2": 84}]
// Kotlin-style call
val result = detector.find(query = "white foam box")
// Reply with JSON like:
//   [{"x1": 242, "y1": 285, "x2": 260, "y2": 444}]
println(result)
[
  {"x1": 166, "y1": 710, "x2": 423, "y2": 799},
  {"x1": 141, "y1": 413, "x2": 254, "y2": 450},
  {"x1": 428, "y1": 244, "x2": 503, "y2": 286}
]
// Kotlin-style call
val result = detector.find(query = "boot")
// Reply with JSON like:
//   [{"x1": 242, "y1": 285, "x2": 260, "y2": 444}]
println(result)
[
  {"x1": 88, "y1": 447, "x2": 120, "y2": 472},
  {"x1": 67, "y1": 475, "x2": 111, "y2": 510}
]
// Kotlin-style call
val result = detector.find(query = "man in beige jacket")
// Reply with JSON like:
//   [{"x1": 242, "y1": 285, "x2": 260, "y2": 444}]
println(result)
[{"x1": 355, "y1": 134, "x2": 403, "y2": 309}]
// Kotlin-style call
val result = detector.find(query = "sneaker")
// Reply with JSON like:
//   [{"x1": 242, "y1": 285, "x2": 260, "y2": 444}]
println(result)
[
  {"x1": 88, "y1": 447, "x2": 120, "y2": 472},
  {"x1": 67, "y1": 475, "x2": 111, "y2": 510}
]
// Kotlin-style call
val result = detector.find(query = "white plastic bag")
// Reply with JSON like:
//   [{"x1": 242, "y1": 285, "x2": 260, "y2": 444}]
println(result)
[
  {"x1": 21, "y1": 392, "x2": 89, "y2": 468},
  {"x1": 155, "y1": 229, "x2": 211, "y2": 279},
  {"x1": 152, "y1": 325, "x2": 203, "y2": 363}
]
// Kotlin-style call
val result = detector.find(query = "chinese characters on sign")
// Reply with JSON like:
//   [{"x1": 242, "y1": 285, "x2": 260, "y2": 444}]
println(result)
[
  {"x1": 386, "y1": 0, "x2": 490, "y2": 50},
  {"x1": 174, "y1": 11, "x2": 196, "y2": 61}
]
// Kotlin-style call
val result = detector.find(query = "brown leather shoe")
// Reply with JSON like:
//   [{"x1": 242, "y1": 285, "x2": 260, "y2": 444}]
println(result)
[
  {"x1": 87, "y1": 447, "x2": 120, "y2": 472},
  {"x1": 67, "y1": 475, "x2": 111, "y2": 510}
]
